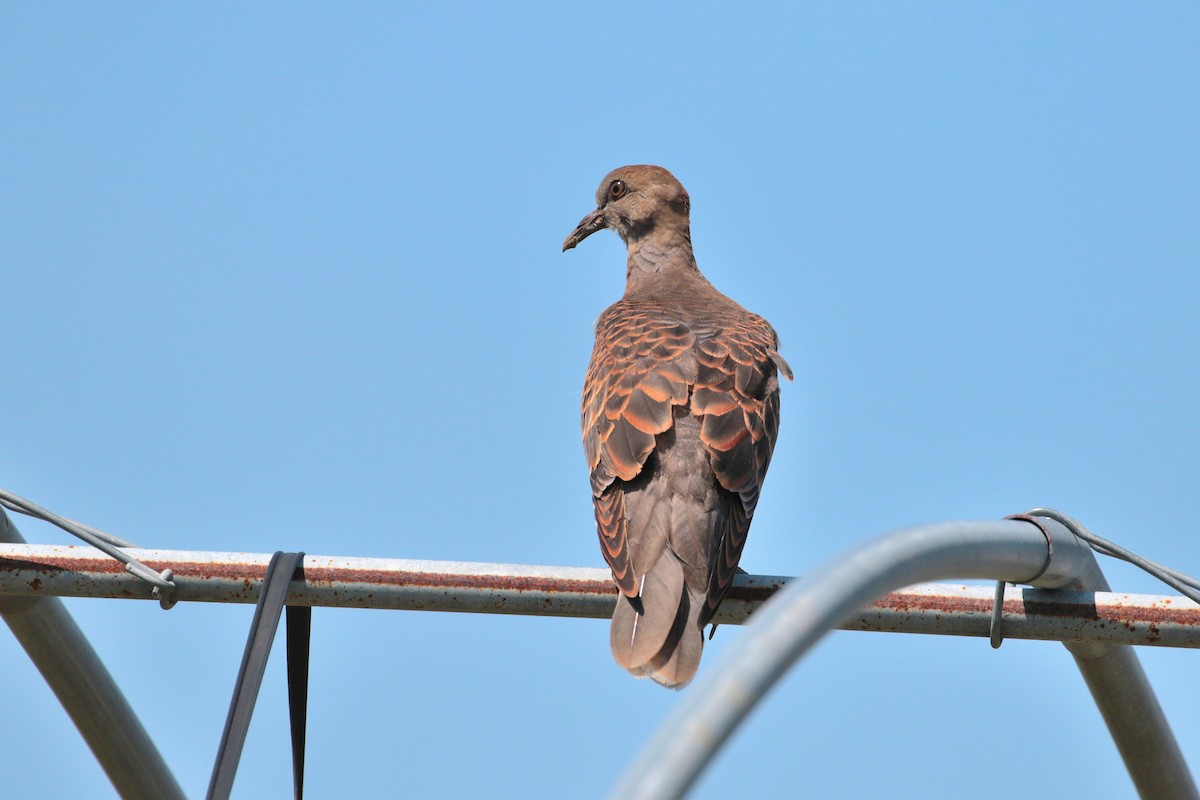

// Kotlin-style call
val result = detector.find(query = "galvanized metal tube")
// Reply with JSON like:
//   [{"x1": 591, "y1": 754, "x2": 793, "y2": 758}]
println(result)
[
  {"x1": 1073, "y1": 649, "x2": 1196, "y2": 799},
  {"x1": 610, "y1": 518, "x2": 1197, "y2": 800},
  {"x1": 0, "y1": 510, "x2": 185, "y2": 800},
  {"x1": 1029, "y1": 513, "x2": 1200, "y2": 800}
]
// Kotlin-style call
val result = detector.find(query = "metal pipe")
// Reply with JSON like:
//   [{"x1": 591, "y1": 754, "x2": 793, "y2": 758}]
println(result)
[
  {"x1": 0, "y1": 510, "x2": 185, "y2": 800},
  {"x1": 610, "y1": 517, "x2": 1198, "y2": 800},
  {"x1": 1021, "y1": 514, "x2": 1200, "y2": 800},
  {"x1": 0, "y1": 545, "x2": 622, "y2": 617},
  {"x1": 0, "y1": 544, "x2": 1197, "y2": 647}
]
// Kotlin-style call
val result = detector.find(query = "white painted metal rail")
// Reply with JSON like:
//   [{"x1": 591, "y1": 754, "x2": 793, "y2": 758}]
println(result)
[{"x1": 1, "y1": 543, "x2": 1198, "y2": 648}]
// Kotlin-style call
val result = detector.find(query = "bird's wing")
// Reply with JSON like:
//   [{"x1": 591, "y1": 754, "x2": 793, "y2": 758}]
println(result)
[
  {"x1": 690, "y1": 312, "x2": 788, "y2": 623},
  {"x1": 582, "y1": 301, "x2": 696, "y2": 599}
]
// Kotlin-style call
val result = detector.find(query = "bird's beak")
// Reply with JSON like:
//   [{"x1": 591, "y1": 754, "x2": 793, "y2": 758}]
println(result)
[{"x1": 562, "y1": 208, "x2": 607, "y2": 252}]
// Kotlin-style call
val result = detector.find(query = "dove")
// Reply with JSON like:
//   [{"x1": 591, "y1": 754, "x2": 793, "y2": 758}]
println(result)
[{"x1": 564, "y1": 165, "x2": 791, "y2": 688}]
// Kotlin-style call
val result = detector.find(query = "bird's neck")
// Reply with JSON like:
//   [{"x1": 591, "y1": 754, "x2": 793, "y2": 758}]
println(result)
[{"x1": 624, "y1": 229, "x2": 702, "y2": 293}]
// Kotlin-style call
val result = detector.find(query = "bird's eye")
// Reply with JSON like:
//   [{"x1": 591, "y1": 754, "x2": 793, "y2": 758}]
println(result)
[{"x1": 608, "y1": 179, "x2": 627, "y2": 200}]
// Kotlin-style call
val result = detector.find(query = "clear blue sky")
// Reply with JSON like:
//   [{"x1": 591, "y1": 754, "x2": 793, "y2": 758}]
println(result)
[{"x1": 3, "y1": 5, "x2": 1197, "y2": 798}]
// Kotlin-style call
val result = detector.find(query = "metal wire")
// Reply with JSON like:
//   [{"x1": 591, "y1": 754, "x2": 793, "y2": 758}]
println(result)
[
  {"x1": 0, "y1": 497, "x2": 138, "y2": 548},
  {"x1": 0, "y1": 489, "x2": 177, "y2": 607},
  {"x1": 1025, "y1": 507, "x2": 1200, "y2": 605}
]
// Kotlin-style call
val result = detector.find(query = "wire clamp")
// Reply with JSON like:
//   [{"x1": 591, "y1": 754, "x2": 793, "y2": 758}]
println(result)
[
  {"x1": 154, "y1": 569, "x2": 178, "y2": 610},
  {"x1": 989, "y1": 580, "x2": 1007, "y2": 649}
]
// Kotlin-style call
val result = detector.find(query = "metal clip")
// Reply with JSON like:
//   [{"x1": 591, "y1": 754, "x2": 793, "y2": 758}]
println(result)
[
  {"x1": 989, "y1": 580, "x2": 1006, "y2": 649},
  {"x1": 154, "y1": 569, "x2": 178, "y2": 610}
]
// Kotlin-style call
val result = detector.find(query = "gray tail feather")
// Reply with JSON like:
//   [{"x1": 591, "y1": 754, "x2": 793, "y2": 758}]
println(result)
[
  {"x1": 609, "y1": 555, "x2": 705, "y2": 688},
  {"x1": 647, "y1": 589, "x2": 703, "y2": 688}
]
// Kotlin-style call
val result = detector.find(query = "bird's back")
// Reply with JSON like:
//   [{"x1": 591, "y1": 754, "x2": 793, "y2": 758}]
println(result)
[{"x1": 583, "y1": 280, "x2": 788, "y2": 687}]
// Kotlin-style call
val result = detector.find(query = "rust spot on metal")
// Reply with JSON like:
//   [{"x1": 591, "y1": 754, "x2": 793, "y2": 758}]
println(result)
[
  {"x1": 153, "y1": 560, "x2": 268, "y2": 582},
  {"x1": 872, "y1": 593, "x2": 993, "y2": 615},
  {"x1": 1123, "y1": 599, "x2": 1200, "y2": 626},
  {"x1": 0, "y1": 556, "x2": 77, "y2": 575}
]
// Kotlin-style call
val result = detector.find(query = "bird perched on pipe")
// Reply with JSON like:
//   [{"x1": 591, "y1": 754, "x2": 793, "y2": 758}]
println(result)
[{"x1": 563, "y1": 165, "x2": 791, "y2": 688}]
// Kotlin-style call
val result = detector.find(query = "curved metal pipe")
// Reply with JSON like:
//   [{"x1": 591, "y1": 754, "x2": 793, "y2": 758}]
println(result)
[
  {"x1": 0, "y1": 510, "x2": 184, "y2": 800},
  {"x1": 611, "y1": 516, "x2": 1196, "y2": 800}
]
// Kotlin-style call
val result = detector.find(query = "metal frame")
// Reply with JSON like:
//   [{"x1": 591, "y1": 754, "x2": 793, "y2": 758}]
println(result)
[
  {"x1": 0, "y1": 509, "x2": 185, "y2": 800},
  {"x1": 2, "y1": 508, "x2": 1198, "y2": 799},
  {"x1": 612, "y1": 516, "x2": 1199, "y2": 800}
]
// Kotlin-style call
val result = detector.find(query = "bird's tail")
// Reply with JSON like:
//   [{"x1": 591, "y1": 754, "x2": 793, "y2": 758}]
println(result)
[{"x1": 609, "y1": 553, "x2": 704, "y2": 689}]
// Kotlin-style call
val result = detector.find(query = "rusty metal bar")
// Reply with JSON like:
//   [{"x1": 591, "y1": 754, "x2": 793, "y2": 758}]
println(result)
[
  {"x1": 0, "y1": 543, "x2": 1197, "y2": 648},
  {"x1": 0, "y1": 511, "x2": 185, "y2": 800},
  {"x1": 848, "y1": 581, "x2": 1200, "y2": 648}
]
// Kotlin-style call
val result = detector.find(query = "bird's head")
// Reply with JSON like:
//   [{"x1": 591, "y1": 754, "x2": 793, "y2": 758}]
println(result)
[{"x1": 563, "y1": 165, "x2": 691, "y2": 252}]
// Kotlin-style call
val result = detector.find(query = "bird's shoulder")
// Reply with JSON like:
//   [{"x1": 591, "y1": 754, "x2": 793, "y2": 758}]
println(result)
[{"x1": 592, "y1": 284, "x2": 782, "y2": 366}]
